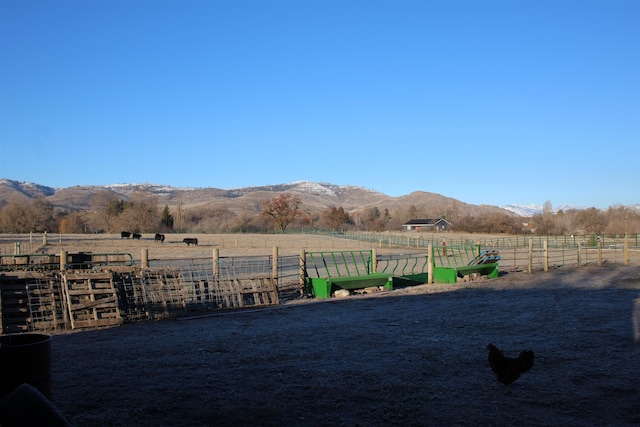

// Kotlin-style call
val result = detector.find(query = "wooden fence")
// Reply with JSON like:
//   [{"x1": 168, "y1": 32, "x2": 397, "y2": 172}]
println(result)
[
  {"x1": 1, "y1": 233, "x2": 639, "y2": 334},
  {"x1": 0, "y1": 249, "x2": 298, "y2": 335}
]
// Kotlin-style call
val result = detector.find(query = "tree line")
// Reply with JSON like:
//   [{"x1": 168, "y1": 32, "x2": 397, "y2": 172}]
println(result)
[{"x1": 0, "y1": 192, "x2": 638, "y2": 236}]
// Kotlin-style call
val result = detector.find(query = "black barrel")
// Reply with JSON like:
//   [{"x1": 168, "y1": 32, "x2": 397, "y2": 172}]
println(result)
[{"x1": 0, "y1": 334, "x2": 52, "y2": 399}]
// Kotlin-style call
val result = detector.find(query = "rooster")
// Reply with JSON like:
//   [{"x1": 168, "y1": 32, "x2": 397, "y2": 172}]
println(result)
[{"x1": 487, "y1": 343, "x2": 534, "y2": 393}]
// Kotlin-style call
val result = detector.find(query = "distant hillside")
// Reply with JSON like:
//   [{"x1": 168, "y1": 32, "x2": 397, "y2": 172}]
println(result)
[
  {"x1": 0, "y1": 179, "x2": 55, "y2": 200},
  {"x1": 0, "y1": 178, "x2": 514, "y2": 218}
]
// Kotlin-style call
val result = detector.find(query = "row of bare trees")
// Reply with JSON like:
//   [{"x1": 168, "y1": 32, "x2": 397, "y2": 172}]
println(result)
[
  {"x1": 0, "y1": 191, "x2": 171, "y2": 234},
  {"x1": 0, "y1": 193, "x2": 638, "y2": 236},
  {"x1": 527, "y1": 201, "x2": 640, "y2": 235},
  {"x1": 453, "y1": 204, "x2": 640, "y2": 235}
]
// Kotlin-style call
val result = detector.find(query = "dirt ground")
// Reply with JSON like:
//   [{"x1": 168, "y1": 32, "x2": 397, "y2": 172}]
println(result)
[
  {"x1": 43, "y1": 263, "x2": 640, "y2": 427},
  {"x1": 0, "y1": 233, "x2": 389, "y2": 259}
]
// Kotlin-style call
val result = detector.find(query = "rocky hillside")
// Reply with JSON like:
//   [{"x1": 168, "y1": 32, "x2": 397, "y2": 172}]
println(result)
[{"x1": 0, "y1": 178, "x2": 511, "y2": 218}]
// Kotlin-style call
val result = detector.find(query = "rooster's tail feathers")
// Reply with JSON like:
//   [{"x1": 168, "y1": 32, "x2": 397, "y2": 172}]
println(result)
[{"x1": 518, "y1": 350, "x2": 535, "y2": 371}]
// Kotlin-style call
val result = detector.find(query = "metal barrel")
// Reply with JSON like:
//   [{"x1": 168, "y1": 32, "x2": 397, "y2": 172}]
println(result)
[{"x1": 0, "y1": 333, "x2": 52, "y2": 399}]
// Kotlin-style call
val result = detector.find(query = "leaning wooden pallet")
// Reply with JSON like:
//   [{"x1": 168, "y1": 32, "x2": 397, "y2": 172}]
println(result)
[
  {"x1": 62, "y1": 272, "x2": 122, "y2": 329},
  {"x1": 0, "y1": 272, "x2": 31, "y2": 333},
  {"x1": 26, "y1": 272, "x2": 65, "y2": 331}
]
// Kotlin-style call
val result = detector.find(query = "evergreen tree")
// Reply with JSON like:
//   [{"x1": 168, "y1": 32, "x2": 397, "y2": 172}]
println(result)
[{"x1": 160, "y1": 205, "x2": 174, "y2": 230}]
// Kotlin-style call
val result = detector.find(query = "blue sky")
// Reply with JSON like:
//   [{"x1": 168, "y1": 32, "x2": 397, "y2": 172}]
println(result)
[{"x1": 1, "y1": 0, "x2": 638, "y2": 209}]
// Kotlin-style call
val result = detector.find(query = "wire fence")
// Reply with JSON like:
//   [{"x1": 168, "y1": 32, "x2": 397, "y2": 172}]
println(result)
[
  {"x1": 320, "y1": 230, "x2": 640, "y2": 251},
  {"x1": 1, "y1": 231, "x2": 638, "y2": 334},
  {"x1": 149, "y1": 254, "x2": 302, "y2": 300},
  {"x1": 310, "y1": 231, "x2": 640, "y2": 272}
]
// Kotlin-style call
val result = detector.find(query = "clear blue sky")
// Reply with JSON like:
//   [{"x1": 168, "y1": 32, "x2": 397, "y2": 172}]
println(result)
[{"x1": 1, "y1": 0, "x2": 638, "y2": 209}]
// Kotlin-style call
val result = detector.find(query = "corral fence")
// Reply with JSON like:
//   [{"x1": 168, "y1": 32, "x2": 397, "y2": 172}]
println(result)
[
  {"x1": 0, "y1": 248, "x2": 303, "y2": 335},
  {"x1": 1, "y1": 232, "x2": 639, "y2": 334},
  {"x1": 317, "y1": 231, "x2": 640, "y2": 272},
  {"x1": 323, "y1": 231, "x2": 640, "y2": 249}
]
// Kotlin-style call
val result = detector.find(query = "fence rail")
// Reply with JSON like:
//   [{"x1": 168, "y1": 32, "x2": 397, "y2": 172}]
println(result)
[
  {"x1": 305, "y1": 250, "x2": 373, "y2": 278},
  {"x1": 377, "y1": 252, "x2": 430, "y2": 277},
  {"x1": 322, "y1": 231, "x2": 640, "y2": 251},
  {"x1": 1, "y1": 232, "x2": 639, "y2": 334}
]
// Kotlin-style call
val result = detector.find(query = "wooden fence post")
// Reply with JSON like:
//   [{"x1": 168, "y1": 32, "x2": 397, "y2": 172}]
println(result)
[
  {"x1": 624, "y1": 235, "x2": 629, "y2": 265},
  {"x1": 577, "y1": 242, "x2": 582, "y2": 267},
  {"x1": 597, "y1": 239, "x2": 603, "y2": 266},
  {"x1": 141, "y1": 248, "x2": 148, "y2": 269},
  {"x1": 213, "y1": 248, "x2": 219, "y2": 278},
  {"x1": 60, "y1": 250, "x2": 67, "y2": 271},
  {"x1": 272, "y1": 246, "x2": 278, "y2": 282},
  {"x1": 543, "y1": 240, "x2": 548, "y2": 272}
]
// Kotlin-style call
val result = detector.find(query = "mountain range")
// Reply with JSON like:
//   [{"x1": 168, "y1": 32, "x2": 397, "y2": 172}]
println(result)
[{"x1": 0, "y1": 178, "x2": 629, "y2": 218}]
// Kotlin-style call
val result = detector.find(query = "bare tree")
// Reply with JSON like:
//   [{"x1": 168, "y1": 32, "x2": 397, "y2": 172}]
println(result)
[
  {"x1": 532, "y1": 200, "x2": 556, "y2": 235},
  {"x1": 260, "y1": 193, "x2": 302, "y2": 232},
  {"x1": 0, "y1": 198, "x2": 56, "y2": 232},
  {"x1": 58, "y1": 212, "x2": 88, "y2": 233},
  {"x1": 121, "y1": 193, "x2": 160, "y2": 232},
  {"x1": 574, "y1": 207, "x2": 607, "y2": 234},
  {"x1": 408, "y1": 204, "x2": 418, "y2": 219},
  {"x1": 91, "y1": 191, "x2": 125, "y2": 232},
  {"x1": 604, "y1": 205, "x2": 640, "y2": 235},
  {"x1": 321, "y1": 206, "x2": 353, "y2": 231}
]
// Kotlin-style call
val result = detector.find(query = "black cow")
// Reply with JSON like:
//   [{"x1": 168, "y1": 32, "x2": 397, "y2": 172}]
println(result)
[
  {"x1": 183, "y1": 238, "x2": 198, "y2": 246},
  {"x1": 121, "y1": 231, "x2": 131, "y2": 239},
  {"x1": 132, "y1": 233, "x2": 142, "y2": 240},
  {"x1": 154, "y1": 233, "x2": 165, "y2": 243}
]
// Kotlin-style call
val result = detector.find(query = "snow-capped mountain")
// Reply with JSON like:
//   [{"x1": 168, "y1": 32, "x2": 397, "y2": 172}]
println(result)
[
  {"x1": 0, "y1": 178, "x2": 55, "y2": 198},
  {"x1": 102, "y1": 183, "x2": 191, "y2": 199},
  {"x1": 1, "y1": 178, "x2": 636, "y2": 217},
  {"x1": 500, "y1": 204, "x2": 543, "y2": 217},
  {"x1": 500, "y1": 203, "x2": 603, "y2": 217}
]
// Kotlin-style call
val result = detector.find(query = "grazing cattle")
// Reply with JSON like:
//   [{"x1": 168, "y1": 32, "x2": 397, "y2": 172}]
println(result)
[
  {"x1": 183, "y1": 238, "x2": 198, "y2": 246},
  {"x1": 121, "y1": 231, "x2": 131, "y2": 239},
  {"x1": 132, "y1": 233, "x2": 142, "y2": 240},
  {"x1": 154, "y1": 233, "x2": 165, "y2": 243}
]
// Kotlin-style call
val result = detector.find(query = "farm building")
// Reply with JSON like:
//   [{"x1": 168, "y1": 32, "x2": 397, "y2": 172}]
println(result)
[{"x1": 402, "y1": 218, "x2": 452, "y2": 231}]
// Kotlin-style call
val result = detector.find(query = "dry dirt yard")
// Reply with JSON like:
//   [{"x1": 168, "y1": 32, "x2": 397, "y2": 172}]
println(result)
[
  {"x1": 45, "y1": 262, "x2": 639, "y2": 427},
  {"x1": 0, "y1": 233, "x2": 386, "y2": 259}
]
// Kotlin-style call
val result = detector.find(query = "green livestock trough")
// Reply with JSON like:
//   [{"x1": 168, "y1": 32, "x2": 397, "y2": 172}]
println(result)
[
  {"x1": 304, "y1": 247, "x2": 500, "y2": 298},
  {"x1": 431, "y1": 249, "x2": 500, "y2": 284},
  {"x1": 303, "y1": 250, "x2": 392, "y2": 299},
  {"x1": 307, "y1": 273, "x2": 394, "y2": 299}
]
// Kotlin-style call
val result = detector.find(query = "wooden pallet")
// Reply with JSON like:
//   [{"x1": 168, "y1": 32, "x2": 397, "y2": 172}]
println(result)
[
  {"x1": 0, "y1": 273, "x2": 29, "y2": 333},
  {"x1": 62, "y1": 272, "x2": 122, "y2": 329},
  {"x1": 246, "y1": 277, "x2": 279, "y2": 306},
  {"x1": 179, "y1": 269, "x2": 215, "y2": 305},
  {"x1": 138, "y1": 269, "x2": 186, "y2": 319},
  {"x1": 219, "y1": 277, "x2": 278, "y2": 308},
  {"x1": 2, "y1": 267, "x2": 282, "y2": 333},
  {"x1": 0, "y1": 272, "x2": 66, "y2": 333},
  {"x1": 114, "y1": 270, "x2": 148, "y2": 322},
  {"x1": 27, "y1": 274, "x2": 66, "y2": 331}
]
